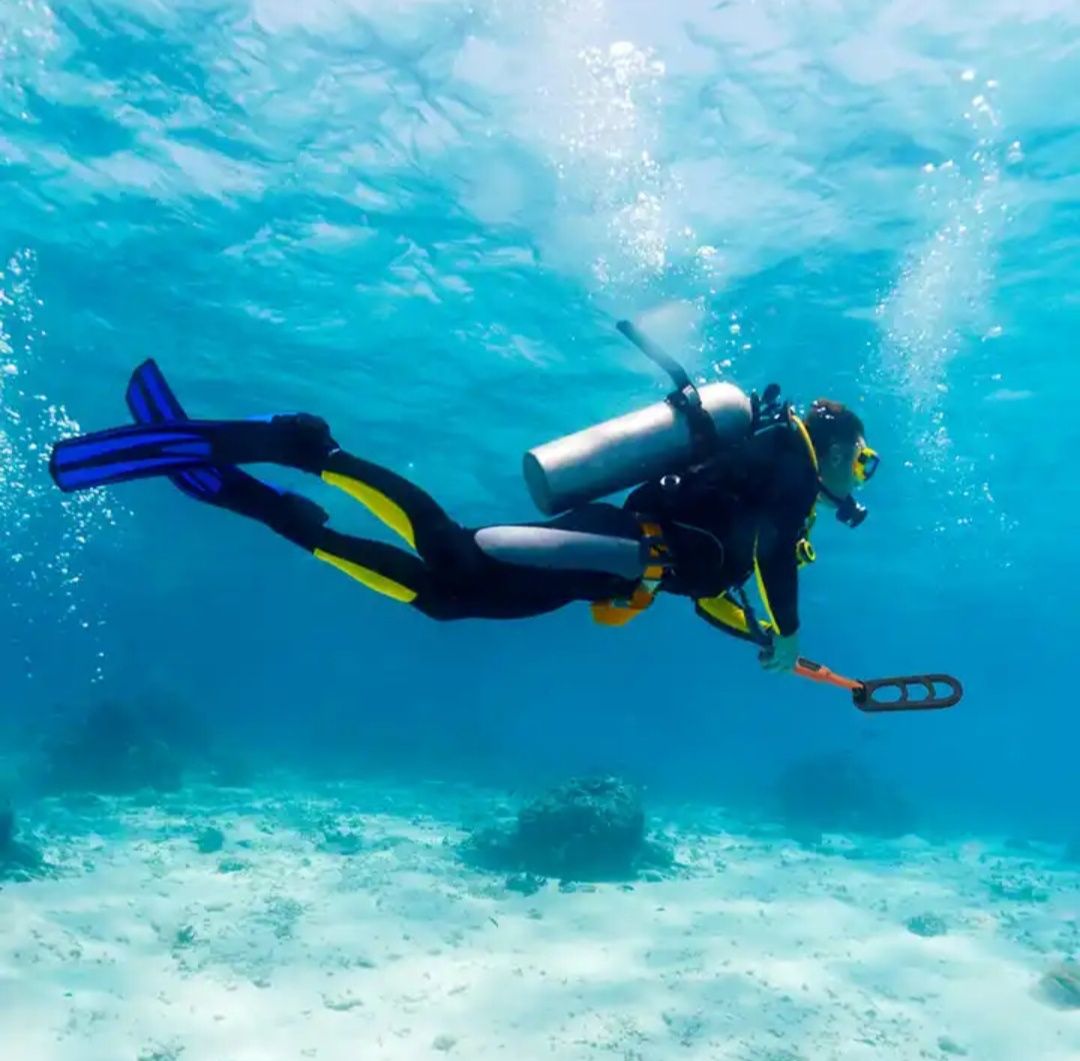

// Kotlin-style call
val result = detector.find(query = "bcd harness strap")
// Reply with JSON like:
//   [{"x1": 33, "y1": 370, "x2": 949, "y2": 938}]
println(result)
[
  {"x1": 787, "y1": 409, "x2": 819, "y2": 568},
  {"x1": 590, "y1": 405, "x2": 820, "y2": 630},
  {"x1": 615, "y1": 320, "x2": 721, "y2": 465}
]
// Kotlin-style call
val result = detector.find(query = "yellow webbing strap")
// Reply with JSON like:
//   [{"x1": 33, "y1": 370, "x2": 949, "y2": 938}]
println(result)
[
  {"x1": 314, "y1": 548, "x2": 418, "y2": 603},
  {"x1": 321, "y1": 470, "x2": 417, "y2": 550},
  {"x1": 590, "y1": 521, "x2": 668, "y2": 627}
]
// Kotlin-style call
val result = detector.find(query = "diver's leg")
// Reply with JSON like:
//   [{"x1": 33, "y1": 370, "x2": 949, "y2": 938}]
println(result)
[
  {"x1": 51, "y1": 409, "x2": 461, "y2": 556},
  {"x1": 318, "y1": 449, "x2": 460, "y2": 561},
  {"x1": 311, "y1": 528, "x2": 432, "y2": 606},
  {"x1": 163, "y1": 417, "x2": 460, "y2": 556},
  {"x1": 158, "y1": 469, "x2": 470, "y2": 616},
  {"x1": 49, "y1": 416, "x2": 640, "y2": 616},
  {"x1": 286, "y1": 502, "x2": 612, "y2": 621},
  {"x1": 50, "y1": 413, "x2": 462, "y2": 557},
  {"x1": 189, "y1": 471, "x2": 634, "y2": 621},
  {"x1": 214, "y1": 476, "x2": 331, "y2": 548},
  {"x1": 307, "y1": 527, "x2": 504, "y2": 620},
  {"x1": 232, "y1": 489, "x2": 445, "y2": 613}
]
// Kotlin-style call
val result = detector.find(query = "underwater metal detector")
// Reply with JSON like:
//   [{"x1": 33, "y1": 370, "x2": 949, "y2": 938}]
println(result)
[
  {"x1": 735, "y1": 588, "x2": 963, "y2": 712},
  {"x1": 792, "y1": 659, "x2": 964, "y2": 713},
  {"x1": 613, "y1": 323, "x2": 964, "y2": 712}
]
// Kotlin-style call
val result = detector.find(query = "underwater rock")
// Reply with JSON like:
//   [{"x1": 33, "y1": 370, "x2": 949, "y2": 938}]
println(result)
[
  {"x1": 986, "y1": 870, "x2": 1050, "y2": 903},
  {"x1": 906, "y1": 913, "x2": 948, "y2": 938},
  {"x1": 137, "y1": 1044, "x2": 185, "y2": 1061},
  {"x1": 518, "y1": 776, "x2": 644, "y2": 874},
  {"x1": 558, "y1": 880, "x2": 597, "y2": 894},
  {"x1": 319, "y1": 829, "x2": 362, "y2": 856},
  {"x1": 1037, "y1": 962, "x2": 1080, "y2": 1010},
  {"x1": 323, "y1": 993, "x2": 364, "y2": 1012},
  {"x1": 938, "y1": 1036, "x2": 968, "y2": 1056},
  {"x1": 37, "y1": 701, "x2": 185, "y2": 796},
  {"x1": 461, "y1": 776, "x2": 673, "y2": 882},
  {"x1": 195, "y1": 827, "x2": 225, "y2": 855},
  {"x1": 773, "y1": 752, "x2": 916, "y2": 843},
  {"x1": 505, "y1": 872, "x2": 546, "y2": 896},
  {"x1": 174, "y1": 925, "x2": 196, "y2": 948},
  {"x1": 0, "y1": 803, "x2": 48, "y2": 883}
]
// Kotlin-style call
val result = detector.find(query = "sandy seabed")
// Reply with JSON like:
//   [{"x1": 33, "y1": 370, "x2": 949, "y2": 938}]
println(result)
[{"x1": 1, "y1": 778, "x2": 1077, "y2": 1061}]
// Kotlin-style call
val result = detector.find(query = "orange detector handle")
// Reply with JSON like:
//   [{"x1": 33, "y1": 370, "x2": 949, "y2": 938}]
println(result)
[
  {"x1": 795, "y1": 657, "x2": 862, "y2": 691},
  {"x1": 795, "y1": 658, "x2": 963, "y2": 713}
]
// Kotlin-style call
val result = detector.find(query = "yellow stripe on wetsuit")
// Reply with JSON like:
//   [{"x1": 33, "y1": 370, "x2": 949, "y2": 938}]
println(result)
[
  {"x1": 313, "y1": 548, "x2": 418, "y2": 602},
  {"x1": 312, "y1": 470, "x2": 419, "y2": 602},
  {"x1": 752, "y1": 539, "x2": 780, "y2": 634},
  {"x1": 790, "y1": 413, "x2": 819, "y2": 473},
  {"x1": 751, "y1": 411, "x2": 819, "y2": 634},
  {"x1": 321, "y1": 470, "x2": 417, "y2": 549}
]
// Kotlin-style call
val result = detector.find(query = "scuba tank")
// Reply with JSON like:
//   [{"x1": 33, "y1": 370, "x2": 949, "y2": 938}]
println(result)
[{"x1": 524, "y1": 321, "x2": 753, "y2": 515}]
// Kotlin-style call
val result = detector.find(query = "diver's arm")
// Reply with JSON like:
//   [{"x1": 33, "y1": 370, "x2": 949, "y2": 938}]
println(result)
[
  {"x1": 753, "y1": 521, "x2": 801, "y2": 637},
  {"x1": 754, "y1": 436, "x2": 817, "y2": 639}
]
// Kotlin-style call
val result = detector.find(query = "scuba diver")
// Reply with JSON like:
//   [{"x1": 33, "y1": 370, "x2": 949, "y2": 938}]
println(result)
[{"x1": 48, "y1": 323, "x2": 878, "y2": 675}]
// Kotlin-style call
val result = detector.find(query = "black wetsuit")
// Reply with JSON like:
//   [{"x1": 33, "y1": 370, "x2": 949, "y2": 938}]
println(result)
[
  {"x1": 52, "y1": 406, "x2": 818, "y2": 634},
  {"x1": 242, "y1": 413, "x2": 819, "y2": 635},
  {"x1": 624, "y1": 420, "x2": 819, "y2": 635}
]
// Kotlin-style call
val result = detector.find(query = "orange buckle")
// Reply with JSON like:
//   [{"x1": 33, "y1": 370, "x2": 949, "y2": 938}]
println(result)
[
  {"x1": 590, "y1": 586, "x2": 655, "y2": 626},
  {"x1": 640, "y1": 520, "x2": 670, "y2": 569},
  {"x1": 590, "y1": 521, "x2": 669, "y2": 627}
]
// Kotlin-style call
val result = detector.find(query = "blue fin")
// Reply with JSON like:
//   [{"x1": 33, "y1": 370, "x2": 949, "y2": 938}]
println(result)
[
  {"x1": 49, "y1": 421, "x2": 217, "y2": 492},
  {"x1": 49, "y1": 361, "x2": 330, "y2": 545},
  {"x1": 125, "y1": 359, "x2": 273, "y2": 505}
]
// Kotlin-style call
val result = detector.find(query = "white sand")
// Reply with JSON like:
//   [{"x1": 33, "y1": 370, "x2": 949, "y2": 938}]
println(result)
[{"x1": 1, "y1": 778, "x2": 1077, "y2": 1061}]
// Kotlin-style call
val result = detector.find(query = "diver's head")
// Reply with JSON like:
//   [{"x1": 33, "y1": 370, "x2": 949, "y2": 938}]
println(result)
[
  {"x1": 806, "y1": 398, "x2": 866, "y2": 497},
  {"x1": 805, "y1": 399, "x2": 878, "y2": 525}
]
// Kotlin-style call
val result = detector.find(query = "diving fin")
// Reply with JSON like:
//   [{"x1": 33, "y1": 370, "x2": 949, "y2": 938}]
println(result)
[
  {"x1": 125, "y1": 358, "x2": 272, "y2": 506},
  {"x1": 49, "y1": 410, "x2": 333, "y2": 493},
  {"x1": 49, "y1": 421, "x2": 217, "y2": 492}
]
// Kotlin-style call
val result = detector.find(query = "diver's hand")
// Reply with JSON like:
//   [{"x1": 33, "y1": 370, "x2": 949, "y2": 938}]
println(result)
[{"x1": 760, "y1": 633, "x2": 799, "y2": 674}]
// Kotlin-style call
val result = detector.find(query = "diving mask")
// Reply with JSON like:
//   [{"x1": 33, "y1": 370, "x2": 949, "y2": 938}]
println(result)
[
  {"x1": 853, "y1": 445, "x2": 879, "y2": 485},
  {"x1": 826, "y1": 443, "x2": 878, "y2": 528}
]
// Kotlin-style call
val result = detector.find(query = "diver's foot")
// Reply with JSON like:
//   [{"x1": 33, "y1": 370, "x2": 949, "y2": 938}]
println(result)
[{"x1": 268, "y1": 413, "x2": 339, "y2": 472}]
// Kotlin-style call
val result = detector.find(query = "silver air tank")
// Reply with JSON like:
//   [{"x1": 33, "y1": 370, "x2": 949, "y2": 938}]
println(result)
[{"x1": 523, "y1": 380, "x2": 752, "y2": 515}]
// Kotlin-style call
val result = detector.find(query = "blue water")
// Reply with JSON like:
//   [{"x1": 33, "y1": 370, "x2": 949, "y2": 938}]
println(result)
[{"x1": 2, "y1": 0, "x2": 1079, "y2": 845}]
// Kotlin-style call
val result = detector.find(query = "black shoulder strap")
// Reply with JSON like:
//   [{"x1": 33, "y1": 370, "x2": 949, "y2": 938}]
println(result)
[
  {"x1": 751, "y1": 382, "x2": 791, "y2": 435},
  {"x1": 616, "y1": 320, "x2": 720, "y2": 461}
]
